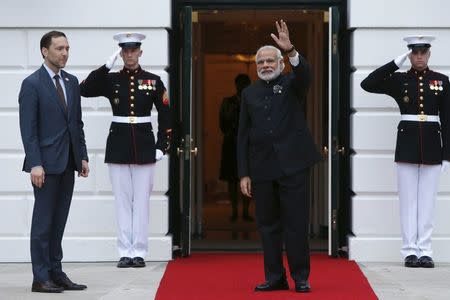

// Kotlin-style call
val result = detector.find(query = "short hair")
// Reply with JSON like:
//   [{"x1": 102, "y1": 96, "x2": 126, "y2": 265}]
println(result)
[
  {"x1": 255, "y1": 45, "x2": 283, "y2": 61},
  {"x1": 40, "y1": 31, "x2": 66, "y2": 58}
]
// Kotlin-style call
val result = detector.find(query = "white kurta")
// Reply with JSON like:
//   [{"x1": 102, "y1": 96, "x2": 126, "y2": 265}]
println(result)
[
  {"x1": 108, "y1": 163, "x2": 155, "y2": 258},
  {"x1": 396, "y1": 163, "x2": 440, "y2": 259}
]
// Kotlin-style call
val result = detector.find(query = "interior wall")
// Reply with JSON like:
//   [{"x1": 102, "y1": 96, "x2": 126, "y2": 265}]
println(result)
[{"x1": 202, "y1": 55, "x2": 257, "y2": 199}]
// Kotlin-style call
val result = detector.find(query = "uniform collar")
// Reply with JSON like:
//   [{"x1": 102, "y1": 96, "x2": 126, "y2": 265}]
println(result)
[
  {"x1": 121, "y1": 65, "x2": 143, "y2": 76},
  {"x1": 408, "y1": 67, "x2": 430, "y2": 76}
]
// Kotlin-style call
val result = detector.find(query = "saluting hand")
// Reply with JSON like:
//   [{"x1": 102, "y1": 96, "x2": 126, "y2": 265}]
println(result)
[
  {"x1": 105, "y1": 48, "x2": 121, "y2": 69},
  {"x1": 270, "y1": 20, "x2": 293, "y2": 53}
]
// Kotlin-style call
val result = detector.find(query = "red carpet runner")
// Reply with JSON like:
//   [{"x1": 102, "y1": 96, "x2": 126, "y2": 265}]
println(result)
[{"x1": 155, "y1": 253, "x2": 378, "y2": 300}]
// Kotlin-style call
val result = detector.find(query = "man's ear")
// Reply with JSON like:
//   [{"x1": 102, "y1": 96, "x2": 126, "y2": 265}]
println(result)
[
  {"x1": 41, "y1": 47, "x2": 48, "y2": 59},
  {"x1": 280, "y1": 60, "x2": 285, "y2": 72}
]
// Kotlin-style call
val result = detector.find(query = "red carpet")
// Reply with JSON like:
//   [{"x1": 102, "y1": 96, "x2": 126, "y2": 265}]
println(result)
[{"x1": 155, "y1": 253, "x2": 378, "y2": 300}]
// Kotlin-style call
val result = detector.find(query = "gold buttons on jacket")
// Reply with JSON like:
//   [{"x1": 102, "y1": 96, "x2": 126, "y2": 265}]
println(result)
[
  {"x1": 131, "y1": 111, "x2": 135, "y2": 115},
  {"x1": 130, "y1": 76, "x2": 135, "y2": 80},
  {"x1": 130, "y1": 96, "x2": 135, "y2": 100},
  {"x1": 130, "y1": 103, "x2": 134, "y2": 107},
  {"x1": 420, "y1": 96, "x2": 424, "y2": 100},
  {"x1": 420, "y1": 103, "x2": 424, "y2": 108},
  {"x1": 419, "y1": 76, "x2": 423, "y2": 80}
]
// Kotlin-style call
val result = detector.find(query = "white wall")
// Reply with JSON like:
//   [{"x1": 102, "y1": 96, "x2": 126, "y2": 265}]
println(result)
[
  {"x1": 0, "y1": 0, "x2": 172, "y2": 262},
  {"x1": 349, "y1": 0, "x2": 450, "y2": 262}
]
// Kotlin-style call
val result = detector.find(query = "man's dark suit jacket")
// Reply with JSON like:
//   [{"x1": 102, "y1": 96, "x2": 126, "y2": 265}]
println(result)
[
  {"x1": 237, "y1": 55, "x2": 321, "y2": 182},
  {"x1": 19, "y1": 65, "x2": 88, "y2": 173}
]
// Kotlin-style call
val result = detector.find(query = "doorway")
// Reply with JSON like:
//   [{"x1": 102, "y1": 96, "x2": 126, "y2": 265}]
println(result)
[{"x1": 187, "y1": 9, "x2": 330, "y2": 251}]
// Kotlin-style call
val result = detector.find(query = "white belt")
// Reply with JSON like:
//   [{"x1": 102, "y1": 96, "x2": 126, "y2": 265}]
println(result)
[
  {"x1": 401, "y1": 114, "x2": 440, "y2": 123},
  {"x1": 112, "y1": 116, "x2": 151, "y2": 124}
]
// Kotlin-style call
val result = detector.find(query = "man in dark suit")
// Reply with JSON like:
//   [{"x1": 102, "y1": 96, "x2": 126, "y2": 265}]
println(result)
[
  {"x1": 237, "y1": 20, "x2": 321, "y2": 293},
  {"x1": 361, "y1": 35, "x2": 450, "y2": 268},
  {"x1": 219, "y1": 74, "x2": 252, "y2": 222},
  {"x1": 19, "y1": 31, "x2": 89, "y2": 293}
]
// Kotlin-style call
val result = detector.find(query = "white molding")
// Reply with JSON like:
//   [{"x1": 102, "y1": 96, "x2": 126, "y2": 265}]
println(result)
[
  {"x1": 349, "y1": 237, "x2": 450, "y2": 262},
  {"x1": 0, "y1": 236, "x2": 172, "y2": 262}
]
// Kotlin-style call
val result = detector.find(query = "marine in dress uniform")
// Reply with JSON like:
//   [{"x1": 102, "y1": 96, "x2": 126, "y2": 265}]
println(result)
[
  {"x1": 80, "y1": 32, "x2": 171, "y2": 268},
  {"x1": 237, "y1": 20, "x2": 321, "y2": 293},
  {"x1": 361, "y1": 35, "x2": 450, "y2": 268}
]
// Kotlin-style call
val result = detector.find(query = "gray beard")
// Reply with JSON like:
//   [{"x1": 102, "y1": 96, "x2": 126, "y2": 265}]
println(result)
[{"x1": 258, "y1": 66, "x2": 282, "y2": 81}]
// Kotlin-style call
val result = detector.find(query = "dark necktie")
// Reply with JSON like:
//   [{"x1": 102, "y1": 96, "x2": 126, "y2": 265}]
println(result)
[{"x1": 53, "y1": 74, "x2": 67, "y2": 111}]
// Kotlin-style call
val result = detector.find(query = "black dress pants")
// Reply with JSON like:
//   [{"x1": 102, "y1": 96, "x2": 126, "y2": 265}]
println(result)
[{"x1": 252, "y1": 168, "x2": 310, "y2": 282}]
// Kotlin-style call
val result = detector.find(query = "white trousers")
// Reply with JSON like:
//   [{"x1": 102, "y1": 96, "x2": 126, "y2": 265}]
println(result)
[
  {"x1": 108, "y1": 163, "x2": 155, "y2": 258},
  {"x1": 396, "y1": 163, "x2": 440, "y2": 259}
]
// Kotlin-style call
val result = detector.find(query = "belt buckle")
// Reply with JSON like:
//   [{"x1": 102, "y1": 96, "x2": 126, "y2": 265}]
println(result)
[
  {"x1": 129, "y1": 116, "x2": 137, "y2": 124},
  {"x1": 418, "y1": 114, "x2": 427, "y2": 122}
]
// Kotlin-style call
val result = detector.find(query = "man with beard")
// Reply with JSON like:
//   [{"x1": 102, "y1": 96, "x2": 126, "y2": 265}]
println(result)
[
  {"x1": 361, "y1": 35, "x2": 450, "y2": 268},
  {"x1": 237, "y1": 20, "x2": 321, "y2": 293},
  {"x1": 19, "y1": 31, "x2": 89, "y2": 293}
]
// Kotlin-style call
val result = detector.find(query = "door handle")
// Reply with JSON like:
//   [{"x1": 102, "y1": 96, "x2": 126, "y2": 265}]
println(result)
[
  {"x1": 177, "y1": 147, "x2": 184, "y2": 156},
  {"x1": 336, "y1": 146, "x2": 345, "y2": 155},
  {"x1": 190, "y1": 147, "x2": 198, "y2": 156}
]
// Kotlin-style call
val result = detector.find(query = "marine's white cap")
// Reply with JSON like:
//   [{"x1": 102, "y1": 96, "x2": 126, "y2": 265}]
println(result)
[
  {"x1": 403, "y1": 35, "x2": 435, "y2": 49},
  {"x1": 113, "y1": 32, "x2": 146, "y2": 48}
]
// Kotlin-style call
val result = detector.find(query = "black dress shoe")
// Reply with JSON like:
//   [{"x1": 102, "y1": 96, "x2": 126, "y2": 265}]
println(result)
[
  {"x1": 132, "y1": 256, "x2": 146, "y2": 268},
  {"x1": 31, "y1": 280, "x2": 64, "y2": 293},
  {"x1": 295, "y1": 280, "x2": 311, "y2": 293},
  {"x1": 419, "y1": 256, "x2": 435, "y2": 268},
  {"x1": 404, "y1": 255, "x2": 420, "y2": 268},
  {"x1": 53, "y1": 276, "x2": 87, "y2": 290},
  {"x1": 117, "y1": 256, "x2": 133, "y2": 268},
  {"x1": 254, "y1": 278, "x2": 289, "y2": 292}
]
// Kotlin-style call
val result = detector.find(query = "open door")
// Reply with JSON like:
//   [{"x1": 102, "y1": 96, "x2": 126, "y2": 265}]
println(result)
[
  {"x1": 328, "y1": 6, "x2": 343, "y2": 257},
  {"x1": 178, "y1": 6, "x2": 198, "y2": 257}
]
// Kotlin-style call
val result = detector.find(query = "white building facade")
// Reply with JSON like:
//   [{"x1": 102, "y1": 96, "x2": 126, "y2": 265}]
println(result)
[
  {"x1": 0, "y1": 0, "x2": 172, "y2": 262},
  {"x1": 349, "y1": 0, "x2": 450, "y2": 261},
  {"x1": 0, "y1": 0, "x2": 449, "y2": 262}
]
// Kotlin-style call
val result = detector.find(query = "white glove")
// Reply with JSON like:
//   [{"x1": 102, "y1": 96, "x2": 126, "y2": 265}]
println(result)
[
  {"x1": 394, "y1": 49, "x2": 412, "y2": 68},
  {"x1": 155, "y1": 149, "x2": 165, "y2": 161},
  {"x1": 441, "y1": 160, "x2": 450, "y2": 173},
  {"x1": 105, "y1": 48, "x2": 121, "y2": 69}
]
